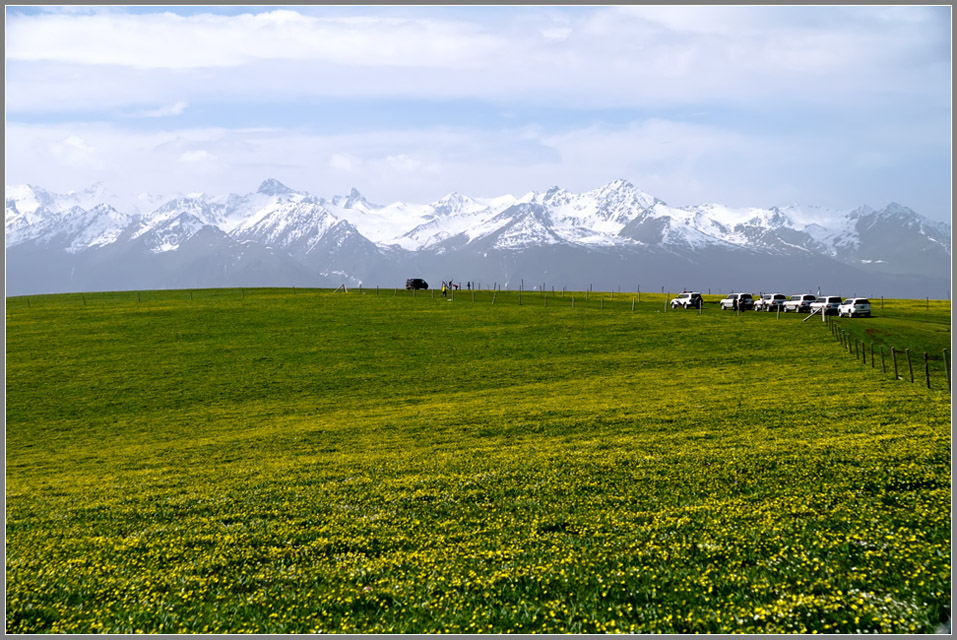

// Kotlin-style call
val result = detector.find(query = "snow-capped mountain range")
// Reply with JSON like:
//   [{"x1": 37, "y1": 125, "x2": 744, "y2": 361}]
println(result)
[{"x1": 5, "y1": 179, "x2": 951, "y2": 298}]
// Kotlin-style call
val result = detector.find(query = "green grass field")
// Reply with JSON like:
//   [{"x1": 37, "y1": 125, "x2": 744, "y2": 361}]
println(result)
[{"x1": 5, "y1": 288, "x2": 951, "y2": 633}]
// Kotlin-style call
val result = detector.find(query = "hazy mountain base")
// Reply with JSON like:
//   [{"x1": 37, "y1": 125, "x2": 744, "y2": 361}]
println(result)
[{"x1": 6, "y1": 239, "x2": 948, "y2": 299}]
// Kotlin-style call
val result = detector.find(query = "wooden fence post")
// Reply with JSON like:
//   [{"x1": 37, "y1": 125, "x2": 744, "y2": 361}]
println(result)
[
  {"x1": 924, "y1": 352, "x2": 931, "y2": 388},
  {"x1": 944, "y1": 349, "x2": 951, "y2": 389},
  {"x1": 632, "y1": 298, "x2": 636, "y2": 311},
  {"x1": 880, "y1": 346, "x2": 886, "y2": 374},
  {"x1": 870, "y1": 343, "x2": 875, "y2": 368},
  {"x1": 892, "y1": 347, "x2": 898, "y2": 380},
  {"x1": 906, "y1": 348, "x2": 914, "y2": 383}
]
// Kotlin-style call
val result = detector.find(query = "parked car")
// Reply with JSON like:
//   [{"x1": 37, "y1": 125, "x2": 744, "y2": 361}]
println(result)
[
  {"x1": 809, "y1": 295, "x2": 843, "y2": 316},
  {"x1": 838, "y1": 298, "x2": 871, "y2": 318},
  {"x1": 671, "y1": 291, "x2": 703, "y2": 309},
  {"x1": 720, "y1": 293, "x2": 754, "y2": 311},
  {"x1": 783, "y1": 294, "x2": 817, "y2": 313},
  {"x1": 405, "y1": 278, "x2": 429, "y2": 290},
  {"x1": 753, "y1": 293, "x2": 787, "y2": 312}
]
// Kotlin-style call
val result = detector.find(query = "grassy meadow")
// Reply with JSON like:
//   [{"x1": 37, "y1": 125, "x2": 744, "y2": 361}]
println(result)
[{"x1": 5, "y1": 287, "x2": 951, "y2": 633}]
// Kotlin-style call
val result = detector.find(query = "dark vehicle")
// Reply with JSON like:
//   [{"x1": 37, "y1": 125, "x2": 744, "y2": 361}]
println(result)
[{"x1": 405, "y1": 278, "x2": 429, "y2": 290}]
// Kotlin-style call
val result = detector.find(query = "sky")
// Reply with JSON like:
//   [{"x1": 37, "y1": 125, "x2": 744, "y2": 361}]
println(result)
[{"x1": 4, "y1": 5, "x2": 953, "y2": 223}]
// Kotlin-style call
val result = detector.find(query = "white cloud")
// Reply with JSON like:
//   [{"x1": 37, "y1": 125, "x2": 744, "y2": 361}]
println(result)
[
  {"x1": 330, "y1": 153, "x2": 361, "y2": 172},
  {"x1": 5, "y1": 6, "x2": 948, "y2": 112},
  {"x1": 50, "y1": 135, "x2": 98, "y2": 167},
  {"x1": 5, "y1": 10, "x2": 503, "y2": 70},
  {"x1": 136, "y1": 101, "x2": 189, "y2": 118},
  {"x1": 178, "y1": 149, "x2": 217, "y2": 164}
]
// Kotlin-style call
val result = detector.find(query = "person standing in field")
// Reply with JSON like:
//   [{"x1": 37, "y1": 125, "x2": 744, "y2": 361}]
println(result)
[{"x1": 441, "y1": 282, "x2": 447, "y2": 297}]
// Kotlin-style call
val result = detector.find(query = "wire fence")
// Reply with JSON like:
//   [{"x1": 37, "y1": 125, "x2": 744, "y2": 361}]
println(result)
[{"x1": 824, "y1": 315, "x2": 951, "y2": 392}]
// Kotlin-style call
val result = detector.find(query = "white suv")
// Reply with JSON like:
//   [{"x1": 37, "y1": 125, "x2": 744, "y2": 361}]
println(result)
[
  {"x1": 754, "y1": 293, "x2": 787, "y2": 312},
  {"x1": 720, "y1": 293, "x2": 754, "y2": 311},
  {"x1": 783, "y1": 294, "x2": 817, "y2": 313},
  {"x1": 671, "y1": 292, "x2": 703, "y2": 309},
  {"x1": 810, "y1": 295, "x2": 843, "y2": 316},
  {"x1": 838, "y1": 298, "x2": 871, "y2": 318}
]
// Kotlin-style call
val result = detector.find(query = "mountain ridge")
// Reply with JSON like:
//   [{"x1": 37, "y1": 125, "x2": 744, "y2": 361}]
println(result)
[{"x1": 5, "y1": 179, "x2": 951, "y2": 297}]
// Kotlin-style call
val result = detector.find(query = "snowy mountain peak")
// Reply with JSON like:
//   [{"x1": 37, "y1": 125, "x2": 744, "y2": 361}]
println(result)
[
  {"x1": 430, "y1": 192, "x2": 486, "y2": 217},
  {"x1": 257, "y1": 178, "x2": 295, "y2": 197},
  {"x1": 331, "y1": 187, "x2": 378, "y2": 210}
]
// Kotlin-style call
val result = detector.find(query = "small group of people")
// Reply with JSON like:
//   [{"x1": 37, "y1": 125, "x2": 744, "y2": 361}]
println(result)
[{"x1": 440, "y1": 279, "x2": 474, "y2": 296}]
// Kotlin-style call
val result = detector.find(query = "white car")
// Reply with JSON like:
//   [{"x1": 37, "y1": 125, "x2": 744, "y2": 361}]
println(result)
[
  {"x1": 809, "y1": 295, "x2": 843, "y2": 316},
  {"x1": 671, "y1": 292, "x2": 703, "y2": 309},
  {"x1": 783, "y1": 294, "x2": 817, "y2": 313},
  {"x1": 838, "y1": 298, "x2": 872, "y2": 318},
  {"x1": 720, "y1": 293, "x2": 754, "y2": 311},
  {"x1": 753, "y1": 293, "x2": 787, "y2": 312}
]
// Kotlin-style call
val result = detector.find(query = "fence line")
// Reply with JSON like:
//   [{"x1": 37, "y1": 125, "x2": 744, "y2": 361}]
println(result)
[{"x1": 824, "y1": 316, "x2": 950, "y2": 392}]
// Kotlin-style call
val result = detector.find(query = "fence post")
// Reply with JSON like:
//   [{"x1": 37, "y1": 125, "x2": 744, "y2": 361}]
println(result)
[
  {"x1": 944, "y1": 349, "x2": 951, "y2": 389},
  {"x1": 924, "y1": 352, "x2": 931, "y2": 388},
  {"x1": 881, "y1": 346, "x2": 886, "y2": 374},
  {"x1": 906, "y1": 348, "x2": 914, "y2": 383},
  {"x1": 601, "y1": 297, "x2": 604, "y2": 310},
  {"x1": 632, "y1": 298, "x2": 636, "y2": 311},
  {"x1": 870, "y1": 343, "x2": 875, "y2": 368},
  {"x1": 892, "y1": 347, "x2": 898, "y2": 380}
]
